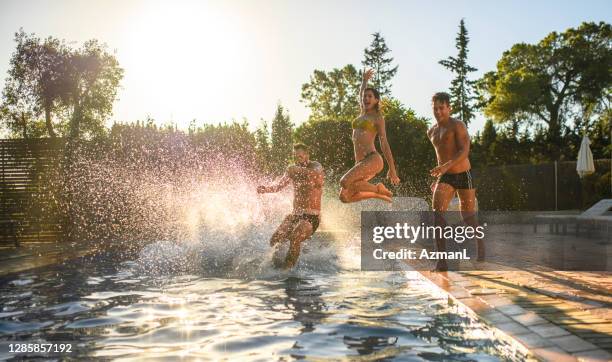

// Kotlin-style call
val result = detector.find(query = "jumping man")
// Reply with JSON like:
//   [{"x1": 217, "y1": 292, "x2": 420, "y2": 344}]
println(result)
[
  {"x1": 428, "y1": 92, "x2": 484, "y2": 271},
  {"x1": 257, "y1": 143, "x2": 324, "y2": 269}
]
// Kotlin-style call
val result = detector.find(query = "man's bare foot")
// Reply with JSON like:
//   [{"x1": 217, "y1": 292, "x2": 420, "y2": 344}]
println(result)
[
  {"x1": 433, "y1": 260, "x2": 448, "y2": 272},
  {"x1": 376, "y1": 183, "x2": 393, "y2": 197}
]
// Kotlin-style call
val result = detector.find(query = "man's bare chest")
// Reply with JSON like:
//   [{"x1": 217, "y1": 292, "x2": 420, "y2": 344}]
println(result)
[{"x1": 430, "y1": 127, "x2": 455, "y2": 147}]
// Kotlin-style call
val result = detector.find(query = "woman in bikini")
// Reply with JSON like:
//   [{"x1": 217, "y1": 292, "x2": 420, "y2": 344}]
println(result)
[{"x1": 339, "y1": 68, "x2": 400, "y2": 203}]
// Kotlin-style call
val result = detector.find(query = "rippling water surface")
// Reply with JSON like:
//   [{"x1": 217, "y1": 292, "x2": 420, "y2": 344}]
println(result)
[{"x1": 0, "y1": 242, "x2": 531, "y2": 361}]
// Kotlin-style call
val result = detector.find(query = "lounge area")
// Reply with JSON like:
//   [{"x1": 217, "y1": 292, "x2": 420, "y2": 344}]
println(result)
[{"x1": 534, "y1": 199, "x2": 612, "y2": 239}]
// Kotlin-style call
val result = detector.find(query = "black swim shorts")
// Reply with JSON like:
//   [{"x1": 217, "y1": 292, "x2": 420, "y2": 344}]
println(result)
[
  {"x1": 289, "y1": 213, "x2": 320, "y2": 234},
  {"x1": 438, "y1": 170, "x2": 475, "y2": 190}
]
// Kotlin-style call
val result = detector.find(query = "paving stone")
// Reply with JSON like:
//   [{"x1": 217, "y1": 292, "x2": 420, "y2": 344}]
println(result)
[
  {"x1": 458, "y1": 297, "x2": 490, "y2": 314},
  {"x1": 597, "y1": 342, "x2": 612, "y2": 350},
  {"x1": 545, "y1": 314, "x2": 599, "y2": 325},
  {"x1": 481, "y1": 295, "x2": 513, "y2": 308},
  {"x1": 516, "y1": 299, "x2": 557, "y2": 306},
  {"x1": 528, "y1": 306, "x2": 577, "y2": 314},
  {"x1": 528, "y1": 323, "x2": 572, "y2": 338},
  {"x1": 417, "y1": 266, "x2": 612, "y2": 357},
  {"x1": 447, "y1": 286, "x2": 471, "y2": 299},
  {"x1": 550, "y1": 334, "x2": 600, "y2": 353},
  {"x1": 565, "y1": 323, "x2": 612, "y2": 334},
  {"x1": 455, "y1": 280, "x2": 476, "y2": 287},
  {"x1": 480, "y1": 311, "x2": 513, "y2": 324},
  {"x1": 513, "y1": 332, "x2": 554, "y2": 349},
  {"x1": 571, "y1": 348, "x2": 612, "y2": 362},
  {"x1": 531, "y1": 346, "x2": 578, "y2": 362},
  {"x1": 575, "y1": 334, "x2": 612, "y2": 341},
  {"x1": 510, "y1": 311, "x2": 550, "y2": 326},
  {"x1": 469, "y1": 288, "x2": 500, "y2": 296},
  {"x1": 446, "y1": 272, "x2": 469, "y2": 281},
  {"x1": 496, "y1": 321, "x2": 531, "y2": 336},
  {"x1": 497, "y1": 304, "x2": 528, "y2": 316}
]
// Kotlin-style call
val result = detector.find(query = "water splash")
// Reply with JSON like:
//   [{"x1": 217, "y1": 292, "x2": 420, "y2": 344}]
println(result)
[
  {"x1": 59, "y1": 136, "x2": 396, "y2": 278},
  {"x1": 134, "y1": 190, "x2": 354, "y2": 278}
]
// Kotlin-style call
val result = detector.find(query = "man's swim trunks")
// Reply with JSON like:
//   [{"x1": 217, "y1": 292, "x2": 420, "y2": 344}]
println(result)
[
  {"x1": 289, "y1": 213, "x2": 320, "y2": 234},
  {"x1": 437, "y1": 170, "x2": 475, "y2": 190}
]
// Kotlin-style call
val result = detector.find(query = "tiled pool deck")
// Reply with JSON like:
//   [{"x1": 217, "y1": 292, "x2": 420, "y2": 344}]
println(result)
[{"x1": 419, "y1": 269, "x2": 611, "y2": 362}]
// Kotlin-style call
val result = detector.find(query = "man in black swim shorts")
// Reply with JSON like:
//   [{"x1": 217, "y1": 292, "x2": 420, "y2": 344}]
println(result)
[
  {"x1": 257, "y1": 143, "x2": 324, "y2": 269},
  {"x1": 427, "y1": 92, "x2": 484, "y2": 271}
]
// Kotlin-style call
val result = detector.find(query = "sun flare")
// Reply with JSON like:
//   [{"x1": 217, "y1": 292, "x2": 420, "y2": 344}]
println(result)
[{"x1": 120, "y1": 0, "x2": 253, "y2": 123}]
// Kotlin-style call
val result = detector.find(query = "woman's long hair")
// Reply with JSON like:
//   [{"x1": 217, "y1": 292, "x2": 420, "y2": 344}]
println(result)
[{"x1": 364, "y1": 87, "x2": 381, "y2": 113}]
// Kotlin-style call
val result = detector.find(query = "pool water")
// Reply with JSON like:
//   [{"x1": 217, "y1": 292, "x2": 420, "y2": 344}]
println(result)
[{"x1": 0, "y1": 242, "x2": 531, "y2": 361}]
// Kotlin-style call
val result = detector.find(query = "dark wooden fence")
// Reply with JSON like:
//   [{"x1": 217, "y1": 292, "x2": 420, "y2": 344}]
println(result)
[
  {"x1": 0, "y1": 138, "x2": 66, "y2": 246},
  {"x1": 472, "y1": 160, "x2": 611, "y2": 211}
]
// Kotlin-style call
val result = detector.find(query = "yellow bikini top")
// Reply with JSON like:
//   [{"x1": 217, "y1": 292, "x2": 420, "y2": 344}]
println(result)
[{"x1": 352, "y1": 114, "x2": 377, "y2": 133}]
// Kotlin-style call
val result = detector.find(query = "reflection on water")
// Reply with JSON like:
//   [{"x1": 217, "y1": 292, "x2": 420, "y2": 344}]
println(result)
[{"x1": 0, "y1": 250, "x2": 531, "y2": 361}]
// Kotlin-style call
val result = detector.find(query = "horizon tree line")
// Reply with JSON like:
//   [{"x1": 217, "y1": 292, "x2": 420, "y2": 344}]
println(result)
[{"x1": 1, "y1": 23, "x2": 610, "y2": 172}]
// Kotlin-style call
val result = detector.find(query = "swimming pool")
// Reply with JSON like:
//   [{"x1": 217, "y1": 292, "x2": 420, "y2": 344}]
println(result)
[{"x1": 0, "y1": 238, "x2": 532, "y2": 361}]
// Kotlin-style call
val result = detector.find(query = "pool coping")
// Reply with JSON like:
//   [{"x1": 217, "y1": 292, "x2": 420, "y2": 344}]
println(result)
[
  {"x1": 0, "y1": 242, "x2": 96, "y2": 276},
  {"x1": 416, "y1": 269, "x2": 612, "y2": 362}
]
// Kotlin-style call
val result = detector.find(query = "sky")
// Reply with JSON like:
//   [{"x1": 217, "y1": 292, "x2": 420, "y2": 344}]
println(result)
[{"x1": 0, "y1": 0, "x2": 610, "y2": 134}]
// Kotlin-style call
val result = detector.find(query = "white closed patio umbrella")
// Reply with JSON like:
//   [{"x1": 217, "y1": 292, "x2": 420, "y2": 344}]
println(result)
[{"x1": 576, "y1": 134, "x2": 595, "y2": 178}]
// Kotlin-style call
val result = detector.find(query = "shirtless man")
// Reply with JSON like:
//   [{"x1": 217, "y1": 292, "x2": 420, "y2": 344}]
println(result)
[
  {"x1": 257, "y1": 143, "x2": 324, "y2": 269},
  {"x1": 427, "y1": 92, "x2": 484, "y2": 271}
]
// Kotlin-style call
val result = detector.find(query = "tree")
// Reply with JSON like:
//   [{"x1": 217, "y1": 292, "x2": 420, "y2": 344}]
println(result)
[
  {"x1": 481, "y1": 119, "x2": 497, "y2": 151},
  {"x1": 1, "y1": 29, "x2": 69, "y2": 137},
  {"x1": 294, "y1": 119, "x2": 353, "y2": 177},
  {"x1": 480, "y1": 22, "x2": 611, "y2": 158},
  {"x1": 270, "y1": 104, "x2": 293, "y2": 174},
  {"x1": 65, "y1": 40, "x2": 123, "y2": 139},
  {"x1": 362, "y1": 32, "x2": 398, "y2": 96},
  {"x1": 188, "y1": 119, "x2": 197, "y2": 135},
  {"x1": 439, "y1": 19, "x2": 478, "y2": 127},
  {"x1": 0, "y1": 29, "x2": 123, "y2": 139},
  {"x1": 379, "y1": 98, "x2": 434, "y2": 193},
  {"x1": 301, "y1": 65, "x2": 360, "y2": 122},
  {"x1": 0, "y1": 88, "x2": 37, "y2": 138},
  {"x1": 255, "y1": 120, "x2": 271, "y2": 172}
]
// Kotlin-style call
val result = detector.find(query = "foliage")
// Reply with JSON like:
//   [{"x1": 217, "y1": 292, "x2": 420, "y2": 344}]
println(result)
[
  {"x1": 362, "y1": 32, "x2": 398, "y2": 96},
  {"x1": 380, "y1": 98, "x2": 434, "y2": 195},
  {"x1": 66, "y1": 39, "x2": 123, "y2": 139},
  {"x1": 254, "y1": 120, "x2": 271, "y2": 173},
  {"x1": 269, "y1": 104, "x2": 293, "y2": 174},
  {"x1": 439, "y1": 19, "x2": 478, "y2": 127},
  {"x1": 1, "y1": 29, "x2": 69, "y2": 137},
  {"x1": 0, "y1": 29, "x2": 123, "y2": 139},
  {"x1": 300, "y1": 64, "x2": 360, "y2": 122},
  {"x1": 294, "y1": 119, "x2": 353, "y2": 178},
  {"x1": 478, "y1": 21, "x2": 611, "y2": 159}
]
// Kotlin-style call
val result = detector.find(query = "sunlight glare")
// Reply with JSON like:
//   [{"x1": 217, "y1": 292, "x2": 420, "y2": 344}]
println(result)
[{"x1": 120, "y1": 0, "x2": 253, "y2": 123}]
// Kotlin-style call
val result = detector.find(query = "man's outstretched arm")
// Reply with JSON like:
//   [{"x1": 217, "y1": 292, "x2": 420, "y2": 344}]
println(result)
[{"x1": 257, "y1": 168, "x2": 292, "y2": 193}]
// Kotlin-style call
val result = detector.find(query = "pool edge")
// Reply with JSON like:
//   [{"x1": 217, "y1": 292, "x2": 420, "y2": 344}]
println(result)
[{"x1": 415, "y1": 269, "x2": 611, "y2": 362}]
